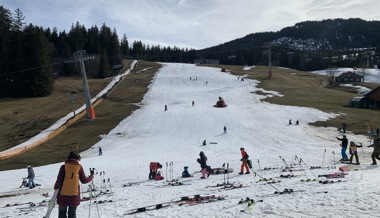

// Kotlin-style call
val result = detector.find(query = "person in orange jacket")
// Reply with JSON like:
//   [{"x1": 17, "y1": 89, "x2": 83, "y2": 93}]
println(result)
[
  {"x1": 149, "y1": 162, "x2": 162, "y2": 180},
  {"x1": 239, "y1": 148, "x2": 250, "y2": 175}
]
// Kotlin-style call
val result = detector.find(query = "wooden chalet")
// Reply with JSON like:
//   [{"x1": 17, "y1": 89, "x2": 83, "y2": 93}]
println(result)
[{"x1": 335, "y1": 71, "x2": 363, "y2": 83}]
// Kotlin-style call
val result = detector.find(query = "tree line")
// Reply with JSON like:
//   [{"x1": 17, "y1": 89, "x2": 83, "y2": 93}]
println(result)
[
  {"x1": 0, "y1": 6, "x2": 197, "y2": 98},
  {"x1": 200, "y1": 18, "x2": 380, "y2": 71}
]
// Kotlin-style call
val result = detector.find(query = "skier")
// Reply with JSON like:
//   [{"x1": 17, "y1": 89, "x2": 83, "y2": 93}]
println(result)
[
  {"x1": 54, "y1": 151, "x2": 94, "y2": 218},
  {"x1": 239, "y1": 148, "x2": 250, "y2": 175},
  {"x1": 368, "y1": 136, "x2": 380, "y2": 165},
  {"x1": 342, "y1": 123, "x2": 347, "y2": 133},
  {"x1": 348, "y1": 141, "x2": 362, "y2": 165},
  {"x1": 289, "y1": 119, "x2": 292, "y2": 125},
  {"x1": 197, "y1": 151, "x2": 213, "y2": 179},
  {"x1": 149, "y1": 162, "x2": 163, "y2": 180},
  {"x1": 192, "y1": 100, "x2": 194, "y2": 107},
  {"x1": 202, "y1": 140, "x2": 206, "y2": 146},
  {"x1": 223, "y1": 126, "x2": 227, "y2": 134},
  {"x1": 336, "y1": 135, "x2": 349, "y2": 161},
  {"x1": 296, "y1": 120, "x2": 299, "y2": 125},
  {"x1": 98, "y1": 147, "x2": 102, "y2": 156},
  {"x1": 182, "y1": 166, "x2": 192, "y2": 178},
  {"x1": 27, "y1": 165, "x2": 35, "y2": 189},
  {"x1": 164, "y1": 105, "x2": 168, "y2": 111}
]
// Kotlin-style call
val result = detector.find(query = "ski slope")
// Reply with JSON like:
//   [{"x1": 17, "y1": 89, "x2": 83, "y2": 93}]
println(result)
[{"x1": 0, "y1": 63, "x2": 379, "y2": 218}]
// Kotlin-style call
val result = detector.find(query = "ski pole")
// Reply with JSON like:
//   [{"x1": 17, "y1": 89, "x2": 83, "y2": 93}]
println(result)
[
  {"x1": 297, "y1": 159, "x2": 310, "y2": 180},
  {"x1": 227, "y1": 163, "x2": 230, "y2": 184},
  {"x1": 299, "y1": 158, "x2": 318, "y2": 180},
  {"x1": 171, "y1": 161, "x2": 174, "y2": 181},
  {"x1": 251, "y1": 169, "x2": 280, "y2": 192},
  {"x1": 257, "y1": 159, "x2": 262, "y2": 171},
  {"x1": 257, "y1": 159, "x2": 264, "y2": 177},
  {"x1": 166, "y1": 162, "x2": 168, "y2": 182},
  {"x1": 321, "y1": 149, "x2": 326, "y2": 169},
  {"x1": 88, "y1": 169, "x2": 100, "y2": 218},
  {"x1": 99, "y1": 172, "x2": 103, "y2": 192},
  {"x1": 279, "y1": 156, "x2": 289, "y2": 168},
  {"x1": 108, "y1": 178, "x2": 114, "y2": 202},
  {"x1": 332, "y1": 151, "x2": 336, "y2": 169},
  {"x1": 222, "y1": 163, "x2": 226, "y2": 185}
]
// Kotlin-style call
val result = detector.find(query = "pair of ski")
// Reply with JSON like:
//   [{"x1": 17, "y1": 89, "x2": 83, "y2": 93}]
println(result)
[
  {"x1": 124, "y1": 195, "x2": 222, "y2": 215},
  {"x1": 178, "y1": 195, "x2": 225, "y2": 206},
  {"x1": 212, "y1": 184, "x2": 250, "y2": 192},
  {"x1": 319, "y1": 179, "x2": 346, "y2": 184},
  {"x1": 223, "y1": 197, "x2": 263, "y2": 210},
  {"x1": 318, "y1": 172, "x2": 347, "y2": 179}
]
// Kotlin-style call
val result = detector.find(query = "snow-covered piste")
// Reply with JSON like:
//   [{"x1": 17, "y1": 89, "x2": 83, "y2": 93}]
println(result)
[{"x1": 0, "y1": 63, "x2": 379, "y2": 218}]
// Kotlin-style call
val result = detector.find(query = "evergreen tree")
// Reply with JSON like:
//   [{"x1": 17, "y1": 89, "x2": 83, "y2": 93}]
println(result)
[
  {"x1": 99, "y1": 48, "x2": 109, "y2": 78},
  {"x1": 120, "y1": 34, "x2": 129, "y2": 57},
  {"x1": 21, "y1": 25, "x2": 54, "y2": 97}
]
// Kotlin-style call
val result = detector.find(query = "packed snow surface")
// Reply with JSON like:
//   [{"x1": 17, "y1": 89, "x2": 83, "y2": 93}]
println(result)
[{"x1": 0, "y1": 63, "x2": 378, "y2": 218}]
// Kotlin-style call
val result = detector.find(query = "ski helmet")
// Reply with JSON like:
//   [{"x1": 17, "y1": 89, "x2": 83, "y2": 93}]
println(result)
[{"x1": 350, "y1": 141, "x2": 355, "y2": 145}]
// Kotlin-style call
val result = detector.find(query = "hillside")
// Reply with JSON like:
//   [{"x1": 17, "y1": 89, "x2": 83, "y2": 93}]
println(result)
[
  {"x1": 1, "y1": 62, "x2": 379, "y2": 172},
  {"x1": 0, "y1": 63, "x2": 379, "y2": 218},
  {"x1": 198, "y1": 18, "x2": 380, "y2": 71}
]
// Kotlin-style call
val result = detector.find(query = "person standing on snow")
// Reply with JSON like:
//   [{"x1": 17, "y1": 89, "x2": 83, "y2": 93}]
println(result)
[
  {"x1": 164, "y1": 105, "x2": 168, "y2": 111},
  {"x1": 27, "y1": 165, "x2": 35, "y2": 189},
  {"x1": 54, "y1": 151, "x2": 94, "y2": 218},
  {"x1": 239, "y1": 148, "x2": 250, "y2": 175},
  {"x1": 348, "y1": 141, "x2": 362, "y2": 165},
  {"x1": 336, "y1": 135, "x2": 349, "y2": 161},
  {"x1": 149, "y1": 162, "x2": 162, "y2": 180},
  {"x1": 342, "y1": 123, "x2": 347, "y2": 133},
  {"x1": 223, "y1": 126, "x2": 227, "y2": 134},
  {"x1": 98, "y1": 147, "x2": 102, "y2": 156},
  {"x1": 368, "y1": 136, "x2": 380, "y2": 165},
  {"x1": 197, "y1": 151, "x2": 213, "y2": 179}
]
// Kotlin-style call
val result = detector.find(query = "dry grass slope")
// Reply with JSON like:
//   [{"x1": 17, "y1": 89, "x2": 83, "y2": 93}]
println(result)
[{"x1": 0, "y1": 60, "x2": 161, "y2": 171}]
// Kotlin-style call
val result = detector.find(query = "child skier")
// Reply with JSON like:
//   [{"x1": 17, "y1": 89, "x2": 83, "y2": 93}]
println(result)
[
  {"x1": 349, "y1": 141, "x2": 362, "y2": 165},
  {"x1": 182, "y1": 166, "x2": 192, "y2": 178},
  {"x1": 239, "y1": 148, "x2": 250, "y2": 175},
  {"x1": 155, "y1": 171, "x2": 164, "y2": 180},
  {"x1": 197, "y1": 151, "x2": 213, "y2": 179}
]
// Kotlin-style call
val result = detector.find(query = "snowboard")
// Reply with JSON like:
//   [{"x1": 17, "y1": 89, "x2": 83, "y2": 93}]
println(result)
[
  {"x1": 43, "y1": 189, "x2": 59, "y2": 218},
  {"x1": 339, "y1": 164, "x2": 361, "y2": 172}
]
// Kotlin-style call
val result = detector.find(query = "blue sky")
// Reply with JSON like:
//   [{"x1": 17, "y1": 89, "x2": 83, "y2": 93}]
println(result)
[{"x1": 1, "y1": 0, "x2": 379, "y2": 49}]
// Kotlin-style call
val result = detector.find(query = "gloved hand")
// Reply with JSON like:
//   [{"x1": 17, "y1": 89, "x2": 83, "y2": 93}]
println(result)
[
  {"x1": 240, "y1": 159, "x2": 243, "y2": 161},
  {"x1": 89, "y1": 168, "x2": 95, "y2": 175}
]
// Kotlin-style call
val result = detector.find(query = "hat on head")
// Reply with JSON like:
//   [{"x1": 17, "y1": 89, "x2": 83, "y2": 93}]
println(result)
[
  {"x1": 184, "y1": 166, "x2": 188, "y2": 169},
  {"x1": 27, "y1": 165, "x2": 31, "y2": 168},
  {"x1": 240, "y1": 147, "x2": 244, "y2": 150},
  {"x1": 343, "y1": 135, "x2": 346, "y2": 138},
  {"x1": 350, "y1": 141, "x2": 355, "y2": 145},
  {"x1": 67, "y1": 151, "x2": 81, "y2": 160}
]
